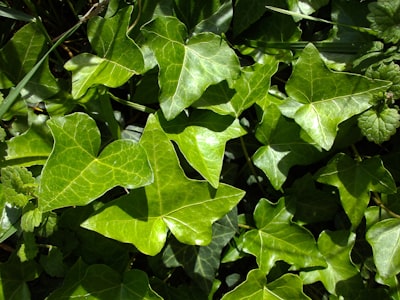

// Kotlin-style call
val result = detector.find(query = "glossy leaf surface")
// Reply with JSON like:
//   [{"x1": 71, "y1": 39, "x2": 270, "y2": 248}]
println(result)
[
  {"x1": 142, "y1": 16, "x2": 240, "y2": 120},
  {"x1": 243, "y1": 198, "x2": 325, "y2": 273},
  {"x1": 38, "y1": 112, "x2": 153, "y2": 212},
  {"x1": 64, "y1": 7, "x2": 144, "y2": 98},
  {"x1": 316, "y1": 153, "x2": 396, "y2": 228},
  {"x1": 280, "y1": 43, "x2": 390, "y2": 150},
  {"x1": 81, "y1": 114, "x2": 245, "y2": 255}
]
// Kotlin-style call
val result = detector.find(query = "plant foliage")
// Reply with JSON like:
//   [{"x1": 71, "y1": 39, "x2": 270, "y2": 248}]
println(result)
[{"x1": 0, "y1": 0, "x2": 400, "y2": 299}]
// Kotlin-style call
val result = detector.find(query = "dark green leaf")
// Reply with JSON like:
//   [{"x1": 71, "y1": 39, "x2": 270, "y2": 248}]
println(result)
[{"x1": 367, "y1": 0, "x2": 400, "y2": 44}]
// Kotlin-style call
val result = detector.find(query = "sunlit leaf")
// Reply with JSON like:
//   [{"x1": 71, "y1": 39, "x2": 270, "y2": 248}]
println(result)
[
  {"x1": 243, "y1": 198, "x2": 326, "y2": 273},
  {"x1": 316, "y1": 153, "x2": 396, "y2": 228},
  {"x1": 38, "y1": 112, "x2": 153, "y2": 212},
  {"x1": 367, "y1": 0, "x2": 400, "y2": 44},
  {"x1": 81, "y1": 114, "x2": 245, "y2": 255},
  {"x1": 222, "y1": 269, "x2": 310, "y2": 299},
  {"x1": 280, "y1": 43, "x2": 391, "y2": 150},
  {"x1": 142, "y1": 15, "x2": 240, "y2": 120}
]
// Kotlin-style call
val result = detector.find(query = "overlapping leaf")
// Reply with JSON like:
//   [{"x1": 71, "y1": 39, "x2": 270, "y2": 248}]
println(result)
[
  {"x1": 280, "y1": 43, "x2": 391, "y2": 150},
  {"x1": 243, "y1": 198, "x2": 326, "y2": 273},
  {"x1": 64, "y1": 6, "x2": 144, "y2": 99},
  {"x1": 253, "y1": 104, "x2": 325, "y2": 190},
  {"x1": 366, "y1": 218, "x2": 400, "y2": 278},
  {"x1": 38, "y1": 112, "x2": 153, "y2": 212},
  {"x1": 301, "y1": 230, "x2": 363, "y2": 298},
  {"x1": 81, "y1": 114, "x2": 245, "y2": 256},
  {"x1": 158, "y1": 110, "x2": 246, "y2": 188},
  {"x1": 142, "y1": 16, "x2": 240, "y2": 120},
  {"x1": 367, "y1": 0, "x2": 400, "y2": 44},
  {"x1": 222, "y1": 269, "x2": 310, "y2": 300},
  {"x1": 316, "y1": 153, "x2": 396, "y2": 228}
]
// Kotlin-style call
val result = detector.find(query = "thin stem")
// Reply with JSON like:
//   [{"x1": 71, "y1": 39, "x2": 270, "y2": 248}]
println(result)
[
  {"x1": 128, "y1": 0, "x2": 142, "y2": 33},
  {"x1": 351, "y1": 144, "x2": 362, "y2": 162},
  {"x1": 238, "y1": 223, "x2": 255, "y2": 230},
  {"x1": 239, "y1": 136, "x2": 267, "y2": 196},
  {"x1": 372, "y1": 192, "x2": 400, "y2": 219},
  {"x1": 108, "y1": 92, "x2": 156, "y2": 114}
]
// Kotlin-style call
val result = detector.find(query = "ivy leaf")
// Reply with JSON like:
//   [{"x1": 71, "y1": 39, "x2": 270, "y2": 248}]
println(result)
[
  {"x1": 253, "y1": 104, "x2": 325, "y2": 190},
  {"x1": 158, "y1": 110, "x2": 246, "y2": 188},
  {"x1": 142, "y1": 16, "x2": 240, "y2": 120},
  {"x1": 81, "y1": 114, "x2": 245, "y2": 256},
  {"x1": 221, "y1": 269, "x2": 310, "y2": 300},
  {"x1": 301, "y1": 230, "x2": 363, "y2": 298},
  {"x1": 162, "y1": 209, "x2": 238, "y2": 293},
  {"x1": 48, "y1": 263, "x2": 161, "y2": 299},
  {"x1": 0, "y1": 22, "x2": 59, "y2": 101},
  {"x1": 366, "y1": 218, "x2": 400, "y2": 278},
  {"x1": 367, "y1": 0, "x2": 400, "y2": 44},
  {"x1": 316, "y1": 153, "x2": 396, "y2": 228},
  {"x1": 64, "y1": 6, "x2": 144, "y2": 99},
  {"x1": 280, "y1": 43, "x2": 391, "y2": 150},
  {"x1": 242, "y1": 198, "x2": 326, "y2": 273},
  {"x1": 38, "y1": 112, "x2": 153, "y2": 212},
  {"x1": 358, "y1": 106, "x2": 400, "y2": 144}
]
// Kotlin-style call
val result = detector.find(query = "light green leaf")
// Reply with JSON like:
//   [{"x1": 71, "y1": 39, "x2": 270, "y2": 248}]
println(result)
[
  {"x1": 253, "y1": 104, "x2": 325, "y2": 190},
  {"x1": 21, "y1": 205, "x2": 42, "y2": 232},
  {"x1": 162, "y1": 209, "x2": 237, "y2": 292},
  {"x1": 38, "y1": 112, "x2": 153, "y2": 212},
  {"x1": 280, "y1": 43, "x2": 391, "y2": 150},
  {"x1": 81, "y1": 114, "x2": 245, "y2": 256},
  {"x1": 316, "y1": 153, "x2": 396, "y2": 228},
  {"x1": 17, "y1": 232, "x2": 38, "y2": 262},
  {"x1": 0, "y1": 22, "x2": 59, "y2": 101},
  {"x1": 367, "y1": 0, "x2": 400, "y2": 44},
  {"x1": 0, "y1": 190, "x2": 21, "y2": 243},
  {"x1": 221, "y1": 269, "x2": 310, "y2": 300},
  {"x1": 358, "y1": 106, "x2": 400, "y2": 144},
  {"x1": 158, "y1": 110, "x2": 246, "y2": 188},
  {"x1": 300, "y1": 230, "x2": 363, "y2": 298},
  {"x1": 64, "y1": 6, "x2": 144, "y2": 99},
  {"x1": 243, "y1": 198, "x2": 326, "y2": 273},
  {"x1": 366, "y1": 62, "x2": 400, "y2": 98},
  {"x1": 48, "y1": 264, "x2": 162, "y2": 299},
  {"x1": 1, "y1": 166, "x2": 36, "y2": 207},
  {"x1": 288, "y1": 0, "x2": 329, "y2": 21},
  {"x1": 366, "y1": 218, "x2": 400, "y2": 278},
  {"x1": 142, "y1": 16, "x2": 240, "y2": 120}
]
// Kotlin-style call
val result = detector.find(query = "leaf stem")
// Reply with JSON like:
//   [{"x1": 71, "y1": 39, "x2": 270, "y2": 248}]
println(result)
[
  {"x1": 371, "y1": 192, "x2": 400, "y2": 219},
  {"x1": 128, "y1": 0, "x2": 142, "y2": 33},
  {"x1": 239, "y1": 136, "x2": 266, "y2": 196},
  {"x1": 108, "y1": 92, "x2": 156, "y2": 114}
]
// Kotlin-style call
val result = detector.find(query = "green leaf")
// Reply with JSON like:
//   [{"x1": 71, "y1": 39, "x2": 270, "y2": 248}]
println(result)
[
  {"x1": 280, "y1": 43, "x2": 391, "y2": 150},
  {"x1": 48, "y1": 263, "x2": 161, "y2": 299},
  {"x1": 39, "y1": 247, "x2": 66, "y2": 278},
  {"x1": 316, "y1": 154, "x2": 396, "y2": 228},
  {"x1": 142, "y1": 16, "x2": 240, "y2": 120},
  {"x1": 288, "y1": 0, "x2": 329, "y2": 18},
  {"x1": 17, "y1": 232, "x2": 38, "y2": 262},
  {"x1": 253, "y1": 104, "x2": 325, "y2": 190},
  {"x1": 1, "y1": 166, "x2": 36, "y2": 207},
  {"x1": 358, "y1": 106, "x2": 400, "y2": 144},
  {"x1": 366, "y1": 62, "x2": 400, "y2": 98},
  {"x1": 243, "y1": 198, "x2": 326, "y2": 273},
  {"x1": 20, "y1": 204, "x2": 42, "y2": 232},
  {"x1": 158, "y1": 110, "x2": 246, "y2": 188},
  {"x1": 367, "y1": 0, "x2": 400, "y2": 44},
  {"x1": 38, "y1": 112, "x2": 153, "y2": 212},
  {"x1": 366, "y1": 218, "x2": 400, "y2": 278},
  {"x1": 193, "y1": 1, "x2": 233, "y2": 35},
  {"x1": 81, "y1": 114, "x2": 245, "y2": 255},
  {"x1": 300, "y1": 230, "x2": 363, "y2": 298},
  {"x1": 64, "y1": 6, "x2": 144, "y2": 99},
  {"x1": 0, "y1": 22, "x2": 59, "y2": 101},
  {"x1": 162, "y1": 209, "x2": 238, "y2": 292},
  {"x1": 221, "y1": 269, "x2": 311, "y2": 300},
  {"x1": 5, "y1": 117, "x2": 53, "y2": 166}
]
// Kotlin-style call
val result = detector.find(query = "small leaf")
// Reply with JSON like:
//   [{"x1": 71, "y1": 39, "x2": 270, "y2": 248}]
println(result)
[
  {"x1": 64, "y1": 6, "x2": 144, "y2": 98},
  {"x1": 1, "y1": 166, "x2": 36, "y2": 207},
  {"x1": 243, "y1": 198, "x2": 326, "y2": 273},
  {"x1": 17, "y1": 232, "x2": 38, "y2": 262},
  {"x1": 158, "y1": 110, "x2": 246, "y2": 188},
  {"x1": 38, "y1": 112, "x2": 153, "y2": 212},
  {"x1": 316, "y1": 153, "x2": 396, "y2": 228},
  {"x1": 367, "y1": 0, "x2": 400, "y2": 44},
  {"x1": 20, "y1": 205, "x2": 42, "y2": 232},
  {"x1": 300, "y1": 230, "x2": 363, "y2": 298},
  {"x1": 48, "y1": 264, "x2": 162, "y2": 299},
  {"x1": 358, "y1": 106, "x2": 400, "y2": 144},
  {"x1": 280, "y1": 43, "x2": 391, "y2": 150},
  {"x1": 221, "y1": 269, "x2": 310, "y2": 300},
  {"x1": 142, "y1": 16, "x2": 240, "y2": 120},
  {"x1": 81, "y1": 114, "x2": 245, "y2": 256},
  {"x1": 39, "y1": 247, "x2": 66, "y2": 277},
  {"x1": 366, "y1": 218, "x2": 400, "y2": 278},
  {"x1": 366, "y1": 62, "x2": 400, "y2": 98}
]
